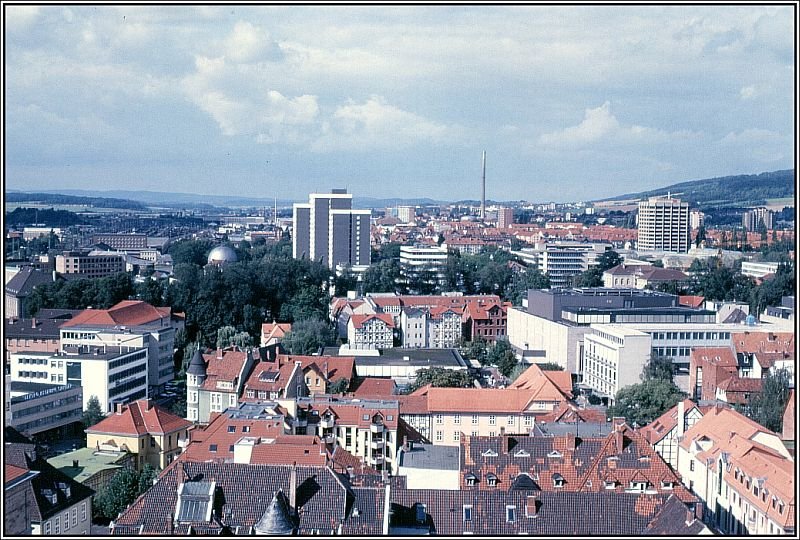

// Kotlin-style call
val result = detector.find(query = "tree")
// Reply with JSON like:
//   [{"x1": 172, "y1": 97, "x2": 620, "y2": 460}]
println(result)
[
  {"x1": 486, "y1": 339, "x2": 517, "y2": 377},
  {"x1": 694, "y1": 224, "x2": 706, "y2": 247},
  {"x1": 461, "y1": 339, "x2": 488, "y2": 366},
  {"x1": 362, "y1": 259, "x2": 402, "y2": 293},
  {"x1": 94, "y1": 465, "x2": 158, "y2": 522},
  {"x1": 327, "y1": 378, "x2": 350, "y2": 394},
  {"x1": 405, "y1": 367, "x2": 474, "y2": 394},
  {"x1": 83, "y1": 395, "x2": 105, "y2": 428},
  {"x1": 167, "y1": 239, "x2": 216, "y2": 266},
  {"x1": 215, "y1": 325, "x2": 253, "y2": 349},
  {"x1": 171, "y1": 394, "x2": 187, "y2": 418},
  {"x1": 641, "y1": 354, "x2": 675, "y2": 382},
  {"x1": 135, "y1": 277, "x2": 164, "y2": 307},
  {"x1": 282, "y1": 318, "x2": 335, "y2": 355},
  {"x1": 745, "y1": 368, "x2": 792, "y2": 432},
  {"x1": 537, "y1": 362, "x2": 564, "y2": 371},
  {"x1": 595, "y1": 251, "x2": 622, "y2": 272},
  {"x1": 506, "y1": 268, "x2": 550, "y2": 305},
  {"x1": 606, "y1": 379, "x2": 687, "y2": 427}
]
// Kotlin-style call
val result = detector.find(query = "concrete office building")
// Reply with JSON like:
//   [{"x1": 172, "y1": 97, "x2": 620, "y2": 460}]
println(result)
[
  {"x1": 399, "y1": 244, "x2": 449, "y2": 291},
  {"x1": 511, "y1": 242, "x2": 612, "y2": 288},
  {"x1": 497, "y1": 207, "x2": 514, "y2": 229},
  {"x1": 397, "y1": 205, "x2": 415, "y2": 224},
  {"x1": 637, "y1": 196, "x2": 690, "y2": 253},
  {"x1": 293, "y1": 189, "x2": 370, "y2": 269},
  {"x1": 6, "y1": 382, "x2": 83, "y2": 438}
]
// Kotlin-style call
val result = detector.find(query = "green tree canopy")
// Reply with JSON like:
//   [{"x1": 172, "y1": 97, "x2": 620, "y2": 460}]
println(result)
[
  {"x1": 93, "y1": 465, "x2": 158, "y2": 521},
  {"x1": 82, "y1": 395, "x2": 105, "y2": 428},
  {"x1": 405, "y1": 367, "x2": 475, "y2": 394},
  {"x1": 641, "y1": 354, "x2": 675, "y2": 382},
  {"x1": 506, "y1": 268, "x2": 550, "y2": 305},
  {"x1": 282, "y1": 318, "x2": 336, "y2": 355},
  {"x1": 486, "y1": 338, "x2": 518, "y2": 377},
  {"x1": 327, "y1": 378, "x2": 350, "y2": 394},
  {"x1": 606, "y1": 379, "x2": 687, "y2": 428},
  {"x1": 215, "y1": 325, "x2": 253, "y2": 349},
  {"x1": 743, "y1": 368, "x2": 792, "y2": 432}
]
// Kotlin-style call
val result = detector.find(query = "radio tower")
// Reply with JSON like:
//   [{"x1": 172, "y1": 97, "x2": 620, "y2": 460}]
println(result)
[{"x1": 480, "y1": 151, "x2": 486, "y2": 220}]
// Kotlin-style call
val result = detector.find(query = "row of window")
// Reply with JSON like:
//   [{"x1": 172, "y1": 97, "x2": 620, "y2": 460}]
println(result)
[
  {"x1": 109, "y1": 349, "x2": 147, "y2": 370},
  {"x1": 42, "y1": 502, "x2": 87, "y2": 534}
]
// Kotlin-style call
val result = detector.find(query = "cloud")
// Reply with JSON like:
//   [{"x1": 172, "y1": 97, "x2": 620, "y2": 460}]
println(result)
[
  {"x1": 4, "y1": 6, "x2": 40, "y2": 31},
  {"x1": 311, "y1": 95, "x2": 459, "y2": 152},
  {"x1": 739, "y1": 85, "x2": 757, "y2": 100},
  {"x1": 718, "y1": 128, "x2": 787, "y2": 162},
  {"x1": 224, "y1": 21, "x2": 282, "y2": 63}
]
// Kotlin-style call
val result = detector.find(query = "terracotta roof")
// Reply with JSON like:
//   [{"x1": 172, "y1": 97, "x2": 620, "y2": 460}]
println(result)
[
  {"x1": 678, "y1": 295, "x2": 705, "y2": 308},
  {"x1": 290, "y1": 355, "x2": 355, "y2": 383},
  {"x1": 261, "y1": 322, "x2": 291, "y2": 342},
  {"x1": 242, "y1": 361, "x2": 298, "y2": 394},
  {"x1": 691, "y1": 347, "x2": 738, "y2": 368},
  {"x1": 86, "y1": 399, "x2": 192, "y2": 437},
  {"x1": 537, "y1": 402, "x2": 608, "y2": 424},
  {"x1": 425, "y1": 387, "x2": 563, "y2": 414},
  {"x1": 508, "y1": 364, "x2": 572, "y2": 401},
  {"x1": 732, "y1": 331, "x2": 795, "y2": 355},
  {"x1": 351, "y1": 377, "x2": 397, "y2": 398},
  {"x1": 639, "y1": 399, "x2": 707, "y2": 444},
  {"x1": 180, "y1": 413, "x2": 284, "y2": 463},
  {"x1": 305, "y1": 398, "x2": 400, "y2": 430},
  {"x1": 61, "y1": 300, "x2": 170, "y2": 328},
  {"x1": 349, "y1": 313, "x2": 395, "y2": 329},
  {"x1": 200, "y1": 348, "x2": 250, "y2": 390},
  {"x1": 5, "y1": 462, "x2": 30, "y2": 485}
]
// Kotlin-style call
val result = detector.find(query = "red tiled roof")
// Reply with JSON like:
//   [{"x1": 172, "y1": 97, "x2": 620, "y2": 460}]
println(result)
[
  {"x1": 732, "y1": 331, "x2": 795, "y2": 355},
  {"x1": 201, "y1": 348, "x2": 249, "y2": 390},
  {"x1": 5, "y1": 463, "x2": 29, "y2": 485},
  {"x1": 180, "y1": 414, "x2": 284, "y2": 463},
  {"x1": 678, "y1": 295, "x2": 705, "y2": 308},
  {"x1": 351, "y1": 377, "x2": 396, "y2": 398},
  {"x1": 426, "y1": 387, "x2": 563, "y2": 414},
  {"x1": 261, "y1": 322, "x2": 291, "y2": 341},
  {"x1": 61, "y1": 300, "x2": 170, "y2": 328},
  {"x1": 86, "y1": 399, "x2": 192, "y2": 437},
  {"x1": 350, "y1": 313, "x2": 395, "y2": 329},
  {"x1": 290, "y1": 355, "x2": 355, "y2": 383},
  {"x1": 508, "y1": 364, "x2": 572, "y2": 401},
  {"x1": 639, "y1": 399, "x2": 707, "y2": 444}
]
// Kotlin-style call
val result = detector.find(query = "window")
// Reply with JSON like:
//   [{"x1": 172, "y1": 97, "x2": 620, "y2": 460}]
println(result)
[
  {"x1": 524, "y1": 416, "x2": 532, "y2": 427},
  {"x1": 228, "y1": 425, "x2": 236, "y2": 433},
  {"x1": 463, "y1": 505, "x2": 472, "y2": 522},
  {"x1": 246, "y1": 390, "x2": 255, "y2": 398},
  {"x1": 435, "y1": 431, "x2": 443, "y2": 441},
  {"x1": 229, "y1": 445, "x2": 235, "y2": 452},
  {"x1": 72, "y1": 508, "x2": 77, "y2": 527},
  {"x1": 472, "y1": 414, "x2": 479, "y2": 425},
  {"x1": 454, "y1": 414, "x2": 461, "y2": 425},
  {"x1": 507, "y1": 415, "x2": 514, "y2": 425},
  {"x1": 465, "y1": 474, "x2": 477, "y2": 486},
  {"x1": 489, "y1": 415, "x2": 496, "y2": 425},
  {"x1": 44, "y1": 522, "x2": 51, "y2": 535},
  {"x1": 689, "y1": 459, "x2": 695, "y2": 471},
  {"x1": 506, "y1": 505, "x2": 516, "y2": 522},
  {"x1": 453, "y1": 432, "x2": 460, "y2": 442},
  {"x1": 64, "y1": 511, "x2": 70, "y2": 529},
  {"x1": 209, "y1": 444, "x2": 218, "y2": 452},
  {"x1": 55, "y1": 516, "x2": 60, "y2": 534},
  {"x1": 435, "y1": 414, "x2": 444, "y2": 424},
  {"x1": 150, "y1": 437, "x2": 156, "y2": 448},
  {"x1": 242, "y1": 426, "x2": 250, "y2": 433},
  {"x1": 487, "y1": 474, "x2": 498, "y2": 487}
]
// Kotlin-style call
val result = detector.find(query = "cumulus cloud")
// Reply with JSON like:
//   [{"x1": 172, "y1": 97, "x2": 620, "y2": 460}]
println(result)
[
  {"x1": 311, "y1": 95, "x2": 459, "y2": 152},
  {"x1": 718, "y1": 128, "x2": 787, "y2": 162},
  {"x1": 5, "y1": 6, "x2": 40, "y2": 31},
  {"x1": 224, "y1": 21, "x2": 282, "y2": 63}
]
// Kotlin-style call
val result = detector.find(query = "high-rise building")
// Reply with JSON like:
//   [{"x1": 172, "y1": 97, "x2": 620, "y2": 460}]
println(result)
[
  {"x1": 742, "y1": 207, "x2": 774, "y2": 232},
  {"x1": 637, "y1": 196, "x2": 690, "y2": 253},
  {"x1": 689, "y1": 210, "x2": 705, "y2": 230},
  {"x1": 293, "y1": 190, "x2": 371, "y2": 268},
  {"x1": 397, "y1": 205, "x2": 415, "y2": 224},
  {"x1": 497, "y1": 207, "x2": 514, "y2": 229}
]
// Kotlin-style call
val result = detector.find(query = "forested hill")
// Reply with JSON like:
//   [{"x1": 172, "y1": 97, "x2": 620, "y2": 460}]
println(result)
[
  {"x1": 604, "y1": 170, "x2": 794, "y2": 207},
  {"x1": 6, "y1": 192, "x2": 147, "y2": 210}
]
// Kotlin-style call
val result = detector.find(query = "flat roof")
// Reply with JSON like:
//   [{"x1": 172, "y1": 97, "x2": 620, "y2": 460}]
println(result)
[
  {"x1": 321, "y1": 347, "x2": 467, "y2": 368},
  {"x1": 399, "y1": 443, "x2": 460, "y2": 470},
  {"x1": 46, "y1": 447, "x2": 129, "y2": 483},
  {"x1": 10, "y1": 382, "x2": 81, "y2": 404}
]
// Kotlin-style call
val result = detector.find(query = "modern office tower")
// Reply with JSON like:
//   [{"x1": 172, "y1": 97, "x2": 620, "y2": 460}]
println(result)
[
  {"x1": 497, "y1": 207, "x2": 514, "y2": 229},
  {"x1": 293, "y1": 189, "x2": 371, "y2": 268},
  {"x1": 637, "y1": 196, "x2": 690, "y2": 253},
  {"x1": 399, "y1": 244, "x2": 448, "y2": 291},
  {"x1": 689, "y1": 210, "x2": 705, "y2": 230},
  {"x1": 742, "y1": 207, "x2": 774, "y2": 232}
]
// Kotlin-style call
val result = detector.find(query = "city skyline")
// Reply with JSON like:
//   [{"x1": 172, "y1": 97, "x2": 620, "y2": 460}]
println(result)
[{"x1": 5, "y1": 4, "x2": 795, "y2": 202}]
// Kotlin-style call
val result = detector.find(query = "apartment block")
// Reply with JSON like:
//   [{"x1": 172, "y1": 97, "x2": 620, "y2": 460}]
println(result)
[
  {"x1": 55, "y1": 250, "x2": 126, "y2": 277},
  {"x1": 637, "y1": 196, "x2": 690, "y2": 253}
]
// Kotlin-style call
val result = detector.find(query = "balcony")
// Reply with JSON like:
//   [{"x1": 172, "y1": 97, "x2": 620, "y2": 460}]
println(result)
[
  {"x1": 322, "y1": 433, "x2": 337, "y2": 444},
  {"x1": 320, "y1": 417, "x2": 335, "y2": 429},
  {"x1": 369, "y1": 454, "x2": 385, "y2": 464},
  {"x1": 370, "y1": 422, "x2": 385, "y2": 433},
  {"x1": 370, "y1": 438, "x2": 384, "y2": 450}
]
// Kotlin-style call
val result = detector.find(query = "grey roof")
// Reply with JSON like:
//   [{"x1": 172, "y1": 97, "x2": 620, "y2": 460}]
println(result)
[
  {"x1": 186, "y1": 349, "x2": 207, "y2": 376},
  {"x1": 254, "y1": 490, "x2": 295, "y2": 535},
  {"x1": 322, "y1": 347, "x2": 468, "y2": 368},
  {"x1": 5, "y1": 267, "x2": 52, "y2": 297},
  {"x1": 399, "y1": 443, "x2": 460, "y2": 471},
  {"x1": 4, "y1": 317, "x2": 64, "y2": 339},
  {"x1": 531, "y1": 422, "x2": 616, "y2": 438}
]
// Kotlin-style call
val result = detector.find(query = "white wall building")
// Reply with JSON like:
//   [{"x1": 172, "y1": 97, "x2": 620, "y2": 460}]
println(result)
[
  {"x1": 581, "y1": 324, "x2": 651, "y2": 404},
  {"x1": 637, "y1": 196, "x2": 690, "y2": 253}
]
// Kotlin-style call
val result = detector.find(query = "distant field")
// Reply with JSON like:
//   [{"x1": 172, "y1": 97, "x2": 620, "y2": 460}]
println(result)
[{"x1": 764, "y1": 197, "x2": 795, "y2": 210}]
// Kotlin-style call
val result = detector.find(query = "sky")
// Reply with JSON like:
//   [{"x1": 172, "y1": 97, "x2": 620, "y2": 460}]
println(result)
[{"x1": 4, "y1": 4, "x2": 796, "y2": 203}]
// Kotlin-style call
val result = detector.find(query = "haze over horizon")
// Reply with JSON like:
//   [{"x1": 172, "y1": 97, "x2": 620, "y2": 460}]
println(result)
[{"x1": 5, "y1": 5, "x2": 795, "y2": 202}]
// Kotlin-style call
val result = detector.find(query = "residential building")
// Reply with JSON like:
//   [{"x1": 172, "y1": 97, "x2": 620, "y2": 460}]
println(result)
[
  {"x1": 399, "y1": 244, "x2": 448, "y2": 291},
  {"x1": 639, "y1": 399, "x2": 710, "y2": 470},
  {"x1": 511, "y1": 241, "x2": 612, "y2": 288},
  {"x1": 5, "y1": 441, "x2": 94, "y2": 536},
  {"x1": 300, "y1": 395, "x2": 400, "y2": 473},
  {"x1": 260, "y1": 322, "x2": 291, "y2": 347},
  {"x1": 10, "y1": 346, "x2": 149, "y2": 413},
  {"x1": 55, "y1": 249, "x2": 126, "y2": 277},
  {"x1": 110, "y1": 461, "x2": 385, "y2": 535},
  {"x1": 4, "y1": 311, "x2": 79, "y2": 363},
  {"x1": 185, "y1": 347, "x2": 258, "y2": 423},
  {"x1": 47, "y1": 447, "x2": 135, "y2": 493},
  {"x1": 677, "y1": 406, "x2": 794, "y2": 535},
  {"x1": 6, "y1": 382, "x2": 83, "y2": 438},
  {"x1": 732, "y1": 330, "x2": 795, "y2": 381},
  {"x1": 85, "y1": 398, "x2": 192, "y2": 470},
  {"x1": 397, "y1": 442, "x2": 460, "y2": 490},
  {"x1": 497, "y1": 206, "x2": 514, "y2": 229},
  {"x1": 690, "y1": 209, "x2": 705, "y2": 230},
  {"x1": 5, "y1": 266, "x2": 53, "y2": 319},
  {"x1": 241, "y1": 359, "x2": 308, "y2": 402},
  {"x1": 347, "y1": 314, "x2": 395, "y2": 350},
  {"x1": 689, "y1": 347, "x2": 740, "y2": 402},
  {"x1": 60, "y1": 300, "x2": 182, "y2": 394},
  {"x1": 397, "y1": 205, "x2": 415, "y2": 224},
  {"x1": 292, "y1": 189, "x2": 370, "y2": 269},
  {"x1": 637, "y1": 196, "x2": 690, "y2": 253},
  {"x1": 742, "y1": 207, "x2": 774, "y2": 232},
  {"x1": 462, "y1": 299, "x2": 510, "y2": 343},
  {"x1": 602, "y1": 264, "x2": 689, "y2": 289},
  {"x1": 741, "y1": 260, "x2": 781, "y2": 279}
]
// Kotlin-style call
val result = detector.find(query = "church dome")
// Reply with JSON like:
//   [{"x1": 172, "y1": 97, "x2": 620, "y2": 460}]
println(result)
[{"x1": 206, "y1": 245, "x2": 238, "y2": 265}]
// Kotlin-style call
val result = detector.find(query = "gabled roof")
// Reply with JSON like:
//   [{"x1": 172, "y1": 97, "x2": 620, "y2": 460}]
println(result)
[
  {"x1": 351, "y1": 377, "x2": 397, "y2": 398},
  {"x1": 349, "y1": 313, "x2": 395, "y2": 329},
  {"x1": 261, "y1": 322, "x2": 291, "y2": 341},
  {"x1": 678, "y1": 295, "x2": 705, "y2": 308},
  {"x1": 732, "y1": 331, "x2": 795, "y2": 356},
  {"x1": 201, "y1": 348, "x2": 250, "y2": 390},
  {"x1": 61, "y1": 300, "x2": 170, "y2": 328},
  {"x1": 639, "y1": 399, "x2": 708, "y2": 444},
  {"x1": 508, "y1": 364, "x2": 572, "y2": 401},
  {"x1": 425, "y1": 387, "x2": 562, "y2": 414},
  {"x1": 5, "y1": 267, "x2": 52, "y2": 297},
  {"x1": 86, "y1": 399, "x2": 192, "y2": 437}
]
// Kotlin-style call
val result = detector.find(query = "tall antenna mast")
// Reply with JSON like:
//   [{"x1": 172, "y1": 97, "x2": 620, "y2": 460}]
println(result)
[
  {"x1": 480, "y1": 151, "x2": 486, "y2": 220},
  {"x1": 274, "y1": 197, "x2": 278, "y2": 226}
]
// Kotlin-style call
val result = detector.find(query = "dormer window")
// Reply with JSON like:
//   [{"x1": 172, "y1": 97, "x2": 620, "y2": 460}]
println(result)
[
  {"x1": 514, "y1": 449, "x2": 531, "y2": 458},
  {"x1": 547, "y1": 451, "x2": 562, "y2": 459},
  {"x1": 604, "y1": 480, "x2": 616, "y2": 489},
  {"x1": 482, "y1": 449, "x2": 498, "y2": 457},
  {"x1": 465, "y1": 473, "x2": 477, "y2": 486},
  {"x1": 629, "y1": 481, "x2": 647, "y2": 491},
  {"x1": 660, "y1": 480, "x2": 674, "y2": 490},
  {"x1": 487, "y1": 474, "x2": 498, "y2": 487},
  {"x1": 552, "y1": 473, "x2": 565, "y2": 488}
]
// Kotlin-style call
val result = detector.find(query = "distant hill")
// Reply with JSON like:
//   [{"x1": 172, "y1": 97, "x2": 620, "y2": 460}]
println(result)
[
  {"x1": 600, "y1": 170, "x2": 794, "y2": 208},
  {"x1": 6, "y1": 191, "x2": 148, "y2": 210}
]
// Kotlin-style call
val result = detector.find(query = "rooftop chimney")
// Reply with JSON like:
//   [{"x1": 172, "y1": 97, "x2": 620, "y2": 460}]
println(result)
[
  {"x1": 289, "y1": 463, "x2": 297, "y2": 511},
  {"x1": 526, "y1": 494, "x2": 539, "y2": 518},
  {"x1": 677, "y1": 400, "x2": 686, "y2": 437},
  {"x1": 216, "y1": 347, "x2": 223, "y2": 359},
  {"x1": 31, "y1": 318, "x2": 37, "y2": 329},
  {"x1": 72, "y1": 460, "x2": 79, "y2": 468},
  {"x1": 116, "y1": 403, "x2": 125, "y2": 415}
]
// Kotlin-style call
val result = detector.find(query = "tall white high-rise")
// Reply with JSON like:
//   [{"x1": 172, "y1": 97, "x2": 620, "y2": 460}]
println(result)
[
  {"x1": 293, "y1": 189, "x2": 371, "y2": 268},
  {"x1": 637, "y1": 196, "x2": 691, "y2": 253}
]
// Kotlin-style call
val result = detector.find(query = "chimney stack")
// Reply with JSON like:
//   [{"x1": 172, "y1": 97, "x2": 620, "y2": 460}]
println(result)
[
  {"x1": 116, "y1": 403, "x2": 124, "y2": 415},
  {"x1": 216, "y1": 347, "x2": 223, "y2": 359},
  {"x1": 480, "y1": 151, "x2": 486, "y2": 220},
  {"x1": 289, "y1": 463, "x2": 297, "y2": 511},
  {"x1": 31, "y1": 318, "x2": 37, "y2": 329},
  {"x1": 526, "y1": 494, "x2": 539, "y2": 518},
  {"x1": 677, "y1": 400, "x2": 686, "y2": 437}
]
